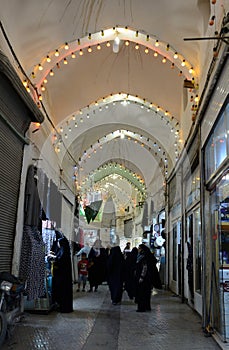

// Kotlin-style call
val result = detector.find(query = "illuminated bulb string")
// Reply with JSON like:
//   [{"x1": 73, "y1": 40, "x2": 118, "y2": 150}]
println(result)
[{"x1": 32, "y1": 27, "x2": 195, "y2": 89}]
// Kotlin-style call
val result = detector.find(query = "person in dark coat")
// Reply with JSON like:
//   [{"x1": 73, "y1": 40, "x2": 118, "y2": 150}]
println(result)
[
  {"x1": 124, "y1": 247, "x2": 138, "y2": 300},
  {"x1": 148, "y1": 250, "x2": 162, "y2": 290},
  {"x1": 97, "y1": 247, "x2": 108, "y2": 284},
  {"x1": 87, "y1": 247, "x2": 101, "y2": 292},
  {"x1": 135, "y1": 244, "x2": 154, "y2": 312},
  {"x1": 107, "y1": 246, "x2": 124, "y2": 305},
  {"x1": 49, "y1": 231, "x2": 73, "y2": 313}
]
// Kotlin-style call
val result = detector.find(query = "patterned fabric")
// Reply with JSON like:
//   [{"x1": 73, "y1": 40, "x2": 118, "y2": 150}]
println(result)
[{"x1": 19, "y1": 225, "x2": 46, "y2": 300}]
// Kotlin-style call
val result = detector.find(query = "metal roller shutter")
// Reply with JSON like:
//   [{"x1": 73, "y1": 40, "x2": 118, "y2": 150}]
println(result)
[
  {"x1": 0, "y1": 51, "x2": 44, "y2": 273},
  {"x1": 0, "y1": 118, "x2": 24, "y2": 271}
]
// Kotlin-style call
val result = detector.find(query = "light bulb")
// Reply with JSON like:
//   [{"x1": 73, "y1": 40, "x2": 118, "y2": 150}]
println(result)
[
  {"x1": 113, "y1": 37, "x2": 120, "y2": 53},
  {"x1": 55, "y1": 49, "x2": 60, "y2": 57}
]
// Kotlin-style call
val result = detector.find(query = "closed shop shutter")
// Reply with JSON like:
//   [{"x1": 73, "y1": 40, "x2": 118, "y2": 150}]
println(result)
[
  {"x1": 0, "y1": 52, "x2": 44, "y2": 273},
  {"x1": 0, "y1": 118, "x2": 24, "y2": 271}
]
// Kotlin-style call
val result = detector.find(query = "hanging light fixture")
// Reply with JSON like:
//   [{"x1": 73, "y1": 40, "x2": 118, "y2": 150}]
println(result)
[{"x1": 113, "y1": 36, "x2": 120, "y2": 53}]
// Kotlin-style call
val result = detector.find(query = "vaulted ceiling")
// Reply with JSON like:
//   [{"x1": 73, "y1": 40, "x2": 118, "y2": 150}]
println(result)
[{"x1": 0, "y1": 0, "x2": 226, "y2": 213}]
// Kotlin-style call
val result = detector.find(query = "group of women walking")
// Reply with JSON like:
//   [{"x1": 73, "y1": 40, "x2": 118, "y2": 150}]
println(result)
[
  {"x1": 48, "y1": 233, "x2": 162, "y2": 314},
  {"x1": 107, "y1": 244, "x2": 162, "y2": 311},
  {"x1": 83, "y1": 242, "x2": 162, "y2": 312}
]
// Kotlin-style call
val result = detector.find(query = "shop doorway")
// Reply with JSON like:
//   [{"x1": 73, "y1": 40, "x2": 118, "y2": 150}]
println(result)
[
  {"x1": 172, "y1": 221, "x2": 181, "y2": 295},
  {"x1": 211, "y1": 173, "x2": 229, "y2": 340},
  {"x1": 186, "y1": 207, "x2": 202, "y2": 312}
]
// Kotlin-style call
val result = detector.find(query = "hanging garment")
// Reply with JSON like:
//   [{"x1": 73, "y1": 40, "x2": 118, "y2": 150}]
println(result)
[
  {"x1": 51, "y1": 233, "x2": 73, "y2": 313},
  {"x1": 19, "y1": 225, "x2": 46, "y2": 300}
]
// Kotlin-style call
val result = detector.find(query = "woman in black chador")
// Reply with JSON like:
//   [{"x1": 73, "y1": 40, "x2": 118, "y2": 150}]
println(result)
[
  {"x1": 107, "y1": 246, "x2": 124, "y2": 305},
  {"x1": 49, "y1": 231, "x2": 73, "y2": 313},
  {"x1": 135, "y1": 244, "x2": 155, "y2": 312},
  {"x1": 124, "y1": 247, "x2": 138, "y2": 300}
]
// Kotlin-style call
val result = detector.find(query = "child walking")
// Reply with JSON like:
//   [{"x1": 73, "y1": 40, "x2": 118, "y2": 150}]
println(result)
[{"x1": 77, "y1": 252, "x2": 89, "y2": 292}]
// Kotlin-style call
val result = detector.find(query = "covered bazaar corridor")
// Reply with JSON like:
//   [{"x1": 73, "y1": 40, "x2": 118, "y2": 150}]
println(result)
[{"x1": 0, "y1": 0, "x2": 229, "y2": 349}]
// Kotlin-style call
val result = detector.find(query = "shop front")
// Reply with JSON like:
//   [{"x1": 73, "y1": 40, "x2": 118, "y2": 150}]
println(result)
[{"x1": 203, "y1": 95, "x2": 229, "y2": 340}]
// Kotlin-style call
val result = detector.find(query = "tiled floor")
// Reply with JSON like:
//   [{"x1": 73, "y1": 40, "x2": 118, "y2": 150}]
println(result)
[{"x1": 1, "y1": 285, "x2": 224, "y2": 349}]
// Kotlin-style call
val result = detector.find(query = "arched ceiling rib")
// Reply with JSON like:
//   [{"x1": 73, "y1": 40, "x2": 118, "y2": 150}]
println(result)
[
  {"x1": 32, "y1": 27, "x2": 196, "y2": 86},
  {"x1": 63, "y1": 132, "x2": 167, "y2": 189},
  {"x1": 80, "y1": 161, "x2": 146, "y2": 196},
  {"x1": 54, "y1": 97, "x2": 181, "y2": 167},
  {"x1": 31, "y1": 32, "x2": 197, "y2": 125},
  {"x1": 1, "y1": 0, "x2": 225, "y2": 213}
]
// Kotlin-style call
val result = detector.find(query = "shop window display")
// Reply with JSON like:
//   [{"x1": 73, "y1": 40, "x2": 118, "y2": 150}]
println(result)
[
  {"x1": 214, "y1": 174, "x2": 229, "y2": 339},
  {"x1": 205, "y1": 99, "x2": 229, "y2": 180}
]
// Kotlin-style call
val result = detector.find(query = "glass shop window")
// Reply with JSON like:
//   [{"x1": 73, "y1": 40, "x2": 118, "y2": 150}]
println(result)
[
  {"x1": 205, "y1": 134, "x2": 215, "y2": 179},
  {"x1": 185, "y1": 166, "x2": 200, "y2": 209},
  {"x1": 218, "y1": 174, "x2": 229, "y2": 268},
  {"x1": 214, "y1": 115, "x2": 227, "y2": 169},
  {"x1": 205, "y1": 98, "x2": 229, "y2": 180}
]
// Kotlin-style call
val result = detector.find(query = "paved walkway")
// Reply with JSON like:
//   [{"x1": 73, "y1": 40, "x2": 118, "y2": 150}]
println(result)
[{"x1": 1, "y1": 285, "x2": 225, "y2": 350}]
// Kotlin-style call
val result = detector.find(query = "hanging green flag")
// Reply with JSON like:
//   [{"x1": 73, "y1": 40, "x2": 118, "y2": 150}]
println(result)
[{"x1": 84, "y1": 200, "x2": 103, "y2": 224}]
